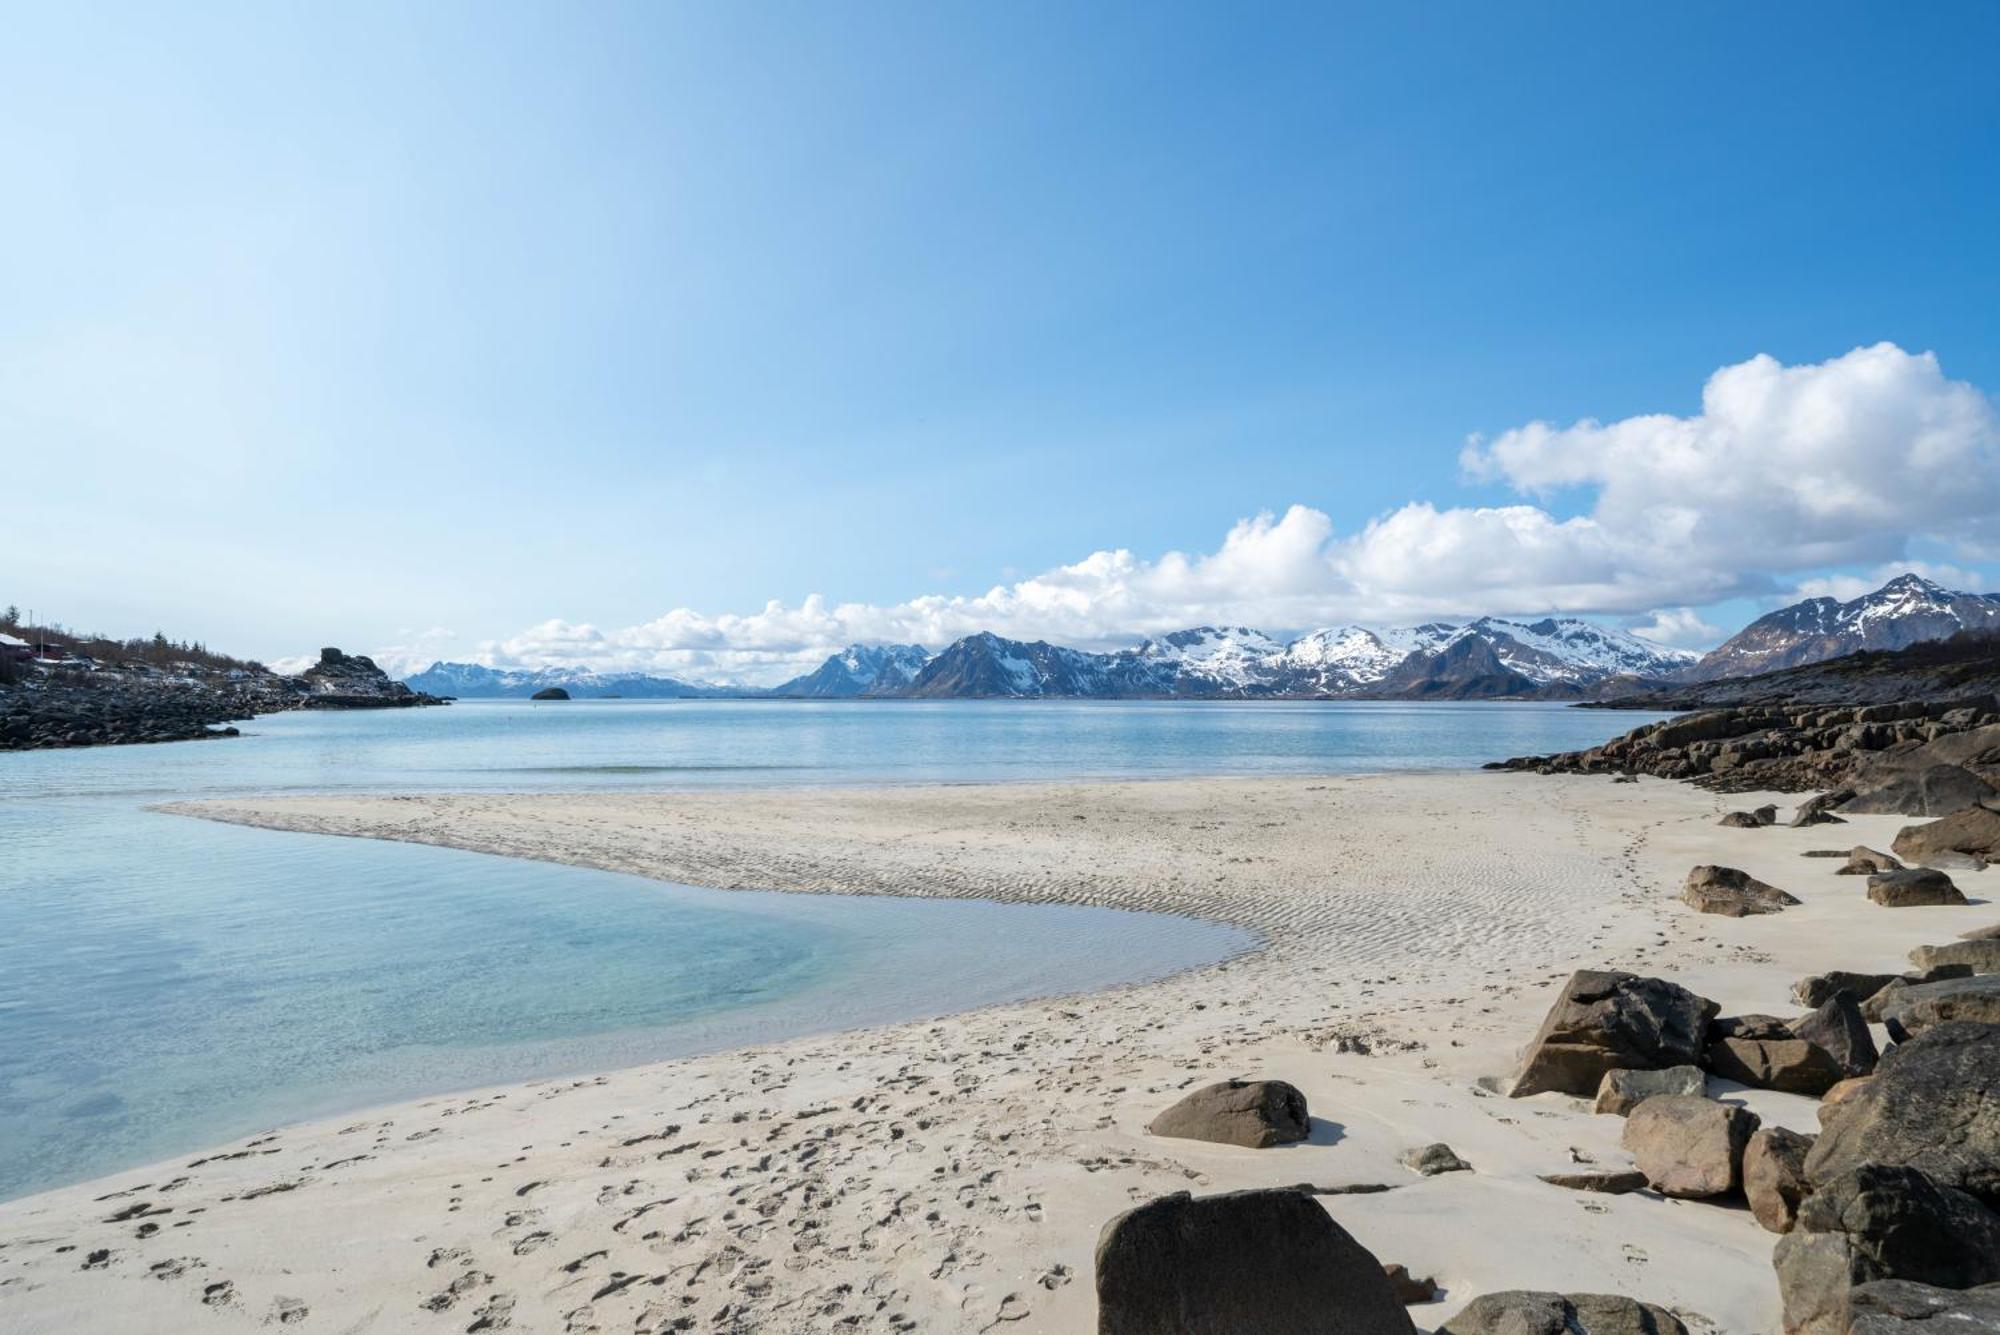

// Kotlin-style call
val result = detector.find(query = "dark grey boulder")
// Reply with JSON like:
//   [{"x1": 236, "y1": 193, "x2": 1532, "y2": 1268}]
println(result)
[
  {"x1": 1842, "y1": 764, "x2": 2000, "y2": 817},
  {"x1": 1439, "y1": 1290, "x2": 1690, "y2": 1335},
  {"x1": 1147, "y1": 1079, "x2": 1309, "y2": 1149},
  {"x1": 1893, "y1": 805, "x2": 2000, "y2": 867},
  {"x1": 1908, "y1": 939, "x2": 2000, "y2": 975},
  {"x1": 1834, "y1": 847, "x2": 1902, "y2": 876},
  {"x1": 1744, "y1": 1126, "x2": 1814, "y2": 1234},
  {"x1": 1860, "y1": 966, "x2": 1975, "y2": 1023},
  {"x1": 1805, "y1": 1022, "x2": 2000, "y2": 1209},
  {"x1": 1094, "y1": 1188, "x2": 1416, "y2": 1335},
  {"x1": 1794, "y1": 790, "x2": 1856, "y2": 827},
  {"x1": 1718, "y1": 811, "x2": 1763, "y2": 829},
  {"x1": 1754, "y1": 804, "x2": 1779, "y2": 826},
  {"x1": 1792, "y1": 991, "x2": 1879, "y2": 1078},
  {"x1": 1622, "y1": 1094, "x2": 1759, "y2": 1198},
  {"x1": 1593, "y1": 1064, "x2": 1705, "y2": 1115},
  {"x1": 1682, "y1": 865, "x2": 1800, "y2": 917},
  {"x1": 1867, "y1": 868, "x2": 1969, "y2": 908},
  {"x1": 1794, "y1": 971, "x2": 1902, "y2": 1010},
  {"x1": 1773, "y1": 1164, "x2": 2000, "y2": 1335},
  {"x1": 1880, "y1": 973, "x2": 2000, "y2": 1041},
  {"x1": 1511, "y1": 971, "x2": 1719, "y2": 1098},
  {"x1": 528, "y1": 685, "x2": 570, "y2": 701},
  {"x1": 1705, "y1": 1014, "x2": 1845, "y2": 1096},
  {"x1": 1845, "y1": 1280, "x2": 2000, "y2": 1334},
  {"x1": 1537, "y1": 1168, "x2": 1649, "y2": 1194}
]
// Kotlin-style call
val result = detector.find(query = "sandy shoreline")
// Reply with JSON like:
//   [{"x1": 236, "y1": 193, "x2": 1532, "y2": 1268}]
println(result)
[{"x1": 2, "y1": 772, "x2": 1990, "y2": 1334}]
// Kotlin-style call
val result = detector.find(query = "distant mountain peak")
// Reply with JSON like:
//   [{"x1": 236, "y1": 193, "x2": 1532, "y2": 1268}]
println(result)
[{"x1": 1688, "y1": 572, "x2": 2000, "y2": 680}]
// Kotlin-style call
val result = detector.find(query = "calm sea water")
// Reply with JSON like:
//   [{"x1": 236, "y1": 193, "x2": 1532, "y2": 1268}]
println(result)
[{"x1": 0, "y1": 699, "x2": 1660, "y2": 1200}]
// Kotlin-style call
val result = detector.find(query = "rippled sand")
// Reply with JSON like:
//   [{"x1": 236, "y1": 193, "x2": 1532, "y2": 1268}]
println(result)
[{"x1": 3, "y1": 772, "x2": 1988, "y2": 1333}]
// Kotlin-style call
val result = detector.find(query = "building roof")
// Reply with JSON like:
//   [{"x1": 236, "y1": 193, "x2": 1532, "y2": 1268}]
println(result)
[{"x1": 0, "y1": 633, "x2": 29, "y2": 648}]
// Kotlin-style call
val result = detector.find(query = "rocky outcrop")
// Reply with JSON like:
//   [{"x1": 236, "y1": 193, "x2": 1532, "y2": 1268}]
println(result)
[
  {"x1": 1594, "y1": 1065, "x2": 1705, "y2": 1115},
  {"x1": 1908, "y1": 939, "x2": 2000, "y2": 974},
  {"x1": 1845, "y1": 1280, "x2": 2000, "y2": 1333},
  {"x1": 1795, "y1": 971, "x2": 1902, "y2": 1010},
  {"x1": 1842, "y1": 763, "x2": 1999, "y2": 816},
  {"x1": 1879, "y1": 975, "x2": 2000, "y2": 1040},
  {"x1": 1146, "y1": 1080, "x2": 1310, "y2": 1149},
  {"x1": 1745, "y1": 1127, "x2": 1815, "y2": 1234},
  {"x1": 1512, "y1": 972, "x2": 1719, "y2": 1098},
  {"x1": 1793, "y1": 992, "x2": 1879, "y2": 1079},
  {"x1": 1892, "y1": 806, "x2": 2000, "y2": 868},
  {"x1": 1804, "y1": 1022, "x2": 2000, "y2": 1209},
  {"x1": 1440, "y1": 1291, "x2": 1691, "y2": 1335},
  {"x1": 529, "y1": 686, "x2": 571, "y2": 701},
  {"x1": 1773, "y1": 1164, "x2": 2000, "y2": 1335},
  {"x1": 1537, "y1": 1169, "x2": 1650, "y2": 1194},
  {"x1": 1705, "y1": 1014, "x2": 1845, "y2": 1096},
  {"x1": 1866, "y1": 869, "x2": 1969, "y2": 908},
  {"x1": 1682, "y1": 865, "x2": 1800, "y2": 917},
  {"x1": 1094, "y1": 1188, "x2": 1416, "y2": 1335},
  {"x1": 1621, "y1": 1095, "x2": 1759, "y2": 1198}
]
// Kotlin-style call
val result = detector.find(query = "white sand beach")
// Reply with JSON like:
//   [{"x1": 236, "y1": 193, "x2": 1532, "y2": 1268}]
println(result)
[{"x1": 1, "y1": 772, "x2": 1989, "y2": 1334}]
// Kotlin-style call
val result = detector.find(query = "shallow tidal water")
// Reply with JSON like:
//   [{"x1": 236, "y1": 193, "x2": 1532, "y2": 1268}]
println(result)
[{"x1": 0, "y1": 699, "x2": 1659, "y2": 1199}]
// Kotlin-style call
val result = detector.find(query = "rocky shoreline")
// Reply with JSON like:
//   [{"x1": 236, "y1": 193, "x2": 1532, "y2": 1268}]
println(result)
[{"x1": 0, "y1": 648, "x2": 444, "y2": 751}]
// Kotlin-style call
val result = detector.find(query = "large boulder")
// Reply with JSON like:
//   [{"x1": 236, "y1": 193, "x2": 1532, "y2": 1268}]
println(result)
[
  {"x1": 1834, "y1": 848, "x2": 1902, "y2": 876},
  {"x1": 1621, "y1": 1095, "x2": 1759, "y2": 1198},
  {"x1": 1879, "y1": 974, "x2": 2000, "y2": 1040},
  {"x1": 1744, "y1": 1126, "x2": 1815, "y2": 1234},
  {"x1": 1512, "y1": 971, "x2": 1719, "y2": 1098},
  {"x1": 1439, "y1": 1291, "x2": 1690, "y2": 1335},
  {"x1": 1593, "y1": 1065, "x2": 1705, "y2": 1116},
  {"x1": 1867, "y1": 868, "x2": 1969, "y2": 907},
  {"x1": 1842, "y1": 764, "x2": 2000, "y2": 817},
  {"x1": 1845, "y1": 1280, "x2": 2000, "y2": 1334},
  {"x1": 1804, "y1": 1022, "x2": 2000, "y2": 1210},
  {"x1": 1772, "y1": 1165, "x2": 2000, "y2": 1335},
  {"x1": 1961, "y1": 922, "x2": 2000, "y2": 942},
  {"x1": 1794, "y1": 971, "x2": 1902, "y2": 1009},
  {"x1": 1792, "y1": 992, "x2": 1879, "y2": 1078},
  {"x1": 1681, "y1": 865, "x2": 1800, "y2": 917},
  {"x1": 1892, "y1": 805, "x2": 2000, "y2": 867},
  {"x1": 1908, "y1": 939, "x2": 2000, "y2": 975},
  {"x1": 1705, "y1": 1015, "x2": 1845, "y2": 1096},
  {"x1": 1147, "y1": 1079, "x2": 1310, "y2": 1149},
  {"x1": 1094, "y1": 1188, "x2": 1416, "y2": 1335}
]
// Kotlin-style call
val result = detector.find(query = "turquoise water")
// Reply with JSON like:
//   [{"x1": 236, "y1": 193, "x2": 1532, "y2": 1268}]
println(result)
[{"x1": 0, "y1": 700, "x2": 1661, "y2": 1200}]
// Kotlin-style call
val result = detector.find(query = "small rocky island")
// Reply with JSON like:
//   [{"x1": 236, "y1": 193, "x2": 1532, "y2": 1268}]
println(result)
[
  {"x1": 529, "y1": 686, "x2": 571, "y2": 701},
  {"x1": 0, "y1": 645, "x2": 445, "y2": 751}
]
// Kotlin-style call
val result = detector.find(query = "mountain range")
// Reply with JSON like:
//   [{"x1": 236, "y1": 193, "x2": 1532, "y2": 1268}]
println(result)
[{"x1": 402, "y1": 574, "x2": 2000, "y2": 703}]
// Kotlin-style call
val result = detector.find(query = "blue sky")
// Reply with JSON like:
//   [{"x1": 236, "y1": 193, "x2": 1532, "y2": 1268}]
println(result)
[{"x1": 5, "y1": 4, "x2": 1998, "y2": 680}]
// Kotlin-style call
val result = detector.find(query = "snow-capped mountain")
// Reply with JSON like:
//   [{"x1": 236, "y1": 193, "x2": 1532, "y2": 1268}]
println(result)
[
  {"x1": 1688, "y1": 574, "x2": 2000, "y2": 681},
  {"x1": 1121, "y1": 626, "x2": 1290, "y2": 694},
  {"x1": 768, "y1": 643, "x2": 931, "y2": 698},
  {"x1": 403, "y1": 661, "x2": 726, "y2": 699},
  {"x1": 903, "y1": 632, "x2": 1126, "y2": 698}
]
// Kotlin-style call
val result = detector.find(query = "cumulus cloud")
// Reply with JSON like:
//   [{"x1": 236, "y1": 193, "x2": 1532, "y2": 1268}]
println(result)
[
  {"x1": 423, "y1": 343, "x2": 1999, "y2": 684},
  {"x1": 1624, "y1": 607, "x2": 1725, "y2": 652}
]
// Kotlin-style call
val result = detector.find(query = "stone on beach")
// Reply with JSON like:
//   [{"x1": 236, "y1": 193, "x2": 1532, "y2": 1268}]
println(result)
[
  {"x1": 1792, "y1": 790, "x2": 1854, "y2": 828},
  {"x1": 1907, "y1": 939, "x2": 2000, "y2": 974},
  {"x1": 1681, "y1": 865, "x2": 1800, "y2": 917},
  {"x1": 1439, "y1": 1290, "x2": 1691, "y2": 1335},
  {"x1": 1844, "y1": 1280, "x2": 2000, "y2": 1333},
  {"x1": 1841, "y1": 763, "x2": 2000, "y2": 817},
  {"x1": 1834, "y1": 847, "x2": 1902, "y2": 876},
  {"x1": 1744, "y1": 1126, "x2": 1815, "y2": 1233},
  {"x1": 1621, "y1": 1095, "x2": 1758, "y2": 1198},
  {"x1": 1804, "y1": 1021, "x2": 2000, "y2": 1209},
  {"x1": 1790, "y1": 991, "x2": 1878, "y2": 1078},
  {"x1": 1593, "y1": 1064, "x2": 1705, "y2": 1116},
  {"x1": 1866, "y1": 868, "x2": 1969, "y2": 908},
  {"x1": 1537, "y1": 1168, "x2": 1649, "y2": 1195},
  {"x1": 1772, "y1": 1164, "x2": 2000, "y2": 1335},
  {"x1": 1891, "y1": 804, "x2": 2000, "y2": 867},
  {"x1": 1146, "y1": 1079, "x2": 1310, "y2": 1149},
  {"x1": 1879, "y1": 973, "x2": 2000, "y2": 1040},
  {"x1": 1793, "y1": 970, "x2": 1901, "y2": 1010},
  {"x1": 1401, "y1": 1143, "x2": 1471, "y2": 1176},
  {"x1": 1718, "y1": 810, "x2": 1763, "y2": 828},
  {"x1": 1379, "y1": 1263, "x2": 1437, "y2": 1305},
  {"x1": 1094, "y1": 1188, "x2": 1416, "y2": 1335},
  {"x1": 1704, "y1": 1014, "x2": 1845, "y2": 1096},
  {"x1": 1511, "y1": 971, "x2": 1719, "y2": 1098}
]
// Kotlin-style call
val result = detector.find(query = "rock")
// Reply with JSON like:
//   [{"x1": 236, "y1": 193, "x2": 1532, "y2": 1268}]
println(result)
[
  {"x1": 1379, "y1": 1263, "x2": 1437, "y2": 1305},
  {"x1": 1867, "y1": 868, "x2": 1969, "y2": 907},
  {"x1": 1794, "y1": 971, "x2": 1903, "y2": 1010},
  {"x1": 1961, "y1": 922, "x2": 2000, "y2": 941},
  {"x1": 1835, "y1": 847, "x2": 1903, "y2": 876},
  {"x1": 1094, "y1": 1188, "x2": 1417, "y2": 1335},
  {"x1": 1843, "y1": 764, "x2": 2000, "y2": 817},
  {"x1": 1755, "y1": 804, "x2": 1780, "y2": 825},
  {"x1": 1682, "y1": 865, "x2": 1800, "y2": 916},
  {"x1": 529, "y1": 686, "x2": 571, "y2": 701},
  {"x1": 1745, "y1": 1126, "x2": 1815, "y2": 1233},
  {"x1": 1538, "y1": 1169, "x2": 1649, "y2": 1194},
  {"x1": 1859, "y1": 967, "x2": 1974, "y2": 1022},
  {"x1": 1401, "y1": 1143, "x2": 1470, "y2": 1176},
  {"x1": 1147, "y1": 1079, "x2": 1310, "y2": 1149},
  {"x1": 1844, "y1": 1280, "x2": 2000, "y2": 1333},
  {"x1": 1705, "y1": 1014, "x2": 1845, "y2": 1096},
  {"x1": 1892, "y1": 805, "x2": 2000, "y2": 867},
  {"x1": 1818, "y1": 1076, "x2": 1874, "y2": 1129},
  {"x1": 1804, "y1": 1022, "x2": 2000, "y2": 1209},
  {"x1": 1439, "y1": 1291, "x2": 1690, "y2": 1335},
  {"x1": 1792, "y1": 991, "x2": 1879, "y2": 1078},
  {"x1": 1773, "y1": 1164, "x2": 2000, "y2": 1335},
  {"x1": 1593, "y1": 1065, "x2": 1706, "y2": 1115},
  {"x1": 1512, "y1": 971, "x2": 1720, "y2": 1098},
  {"x1": 1879, "y1": 974, "x2": 2000, "y2": 1040},
  {"x1": 1611, "y1": 774, "x2": 1639, "y2": 783},
  {"x1": 1621, "y1": 1095, "x2": 1759, "y2": 1198},
  {"x1": 1908, "y1": 939, "x2": 2000, "y2": 974},
  {"x1": 1719, "y1": 811, "x2": 1763, "y2": 828},
  {"x1": 1794, "y1": 790, "x2": 1857, "y2": 827}
]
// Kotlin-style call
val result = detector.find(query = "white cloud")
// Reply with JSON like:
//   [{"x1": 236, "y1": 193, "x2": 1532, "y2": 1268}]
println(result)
[
  {"x1": 1785, "y1": 560, "x2": 1994, "y2": 606},
  {"x1": 1624, "y1": 607, "x2": 1724, "y2": 652},
  {"x1": 404, "y1": 344, "x2": 2000, "y2": 684}
]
